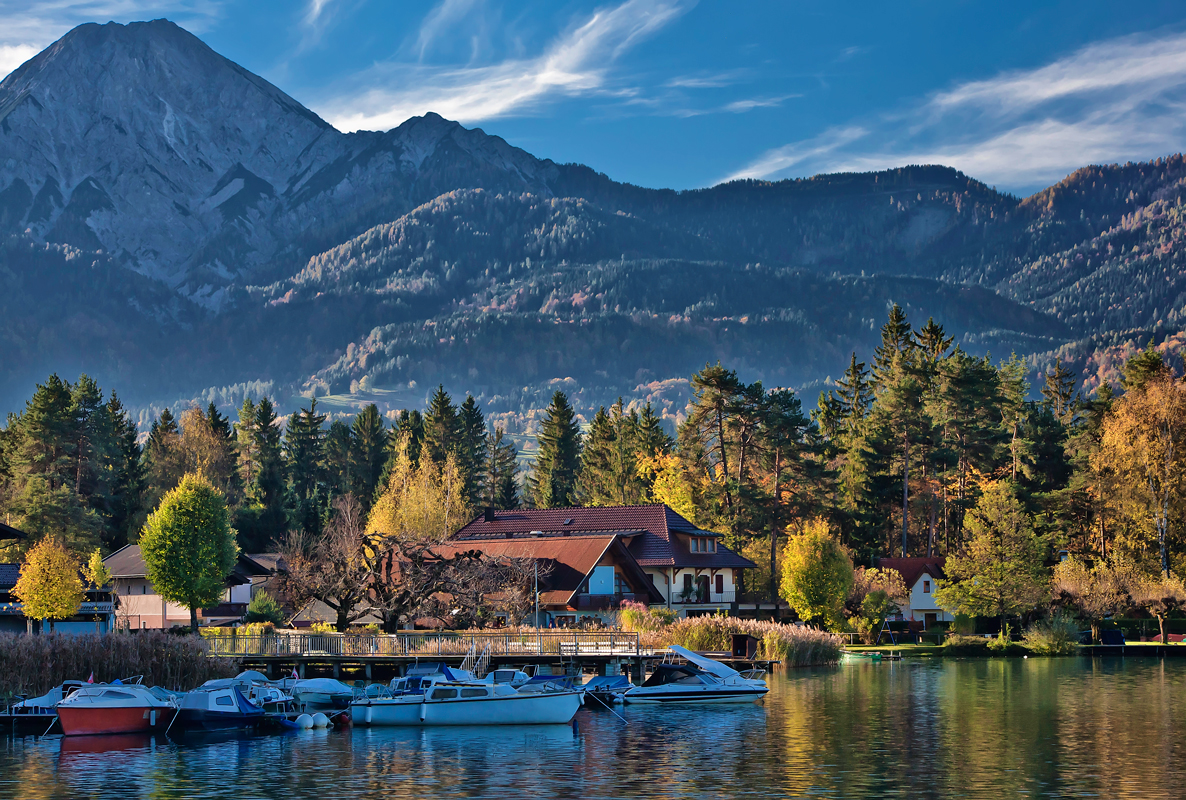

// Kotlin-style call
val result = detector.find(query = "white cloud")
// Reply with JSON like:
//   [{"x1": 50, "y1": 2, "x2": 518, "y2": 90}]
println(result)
[
  {"x1": 319, "y1": 0, "x2": 690, "y2": 131},
  {"x1": 726, "y1": 28, "x2": 1186, "y2": 191},
  {"x1": 0, "y1": 44, "x2": 40, "y2": 79}
]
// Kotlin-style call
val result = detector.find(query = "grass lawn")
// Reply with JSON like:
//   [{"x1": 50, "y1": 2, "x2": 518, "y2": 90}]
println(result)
[{"x1": 842, "y1": 644, "x2": 944, "y2": 656}]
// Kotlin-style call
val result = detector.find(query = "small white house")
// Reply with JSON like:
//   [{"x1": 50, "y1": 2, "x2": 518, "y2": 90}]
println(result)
[{"x1": 876, "y1": 557, "x2": 953, "y2": 628}]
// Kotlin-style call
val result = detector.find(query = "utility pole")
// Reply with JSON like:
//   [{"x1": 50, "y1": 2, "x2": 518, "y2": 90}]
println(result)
[{"x1": 534, "y1": 561, "x2": 539, "y2": 626}]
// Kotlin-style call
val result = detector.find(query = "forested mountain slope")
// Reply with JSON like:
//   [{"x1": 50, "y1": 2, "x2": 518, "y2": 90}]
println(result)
[{"x1": 0, "y1": 19, "x2": 1183, "y2": 422}]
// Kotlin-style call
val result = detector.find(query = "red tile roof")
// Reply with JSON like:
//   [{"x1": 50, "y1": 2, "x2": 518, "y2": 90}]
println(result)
[
  {"x1": 454, "y1": 504, "x2": 754, "y2": 569},
  {"x1": 876, "y1": 557, "x2": 946, "y2": 589}
]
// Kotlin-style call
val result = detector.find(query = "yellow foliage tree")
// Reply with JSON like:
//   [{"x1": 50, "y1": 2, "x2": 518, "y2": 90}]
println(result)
[
  {"x1": 84, "y1": 548, "x2": 112, "y2": 589},
  {"x1": 779, "y1": 518, "x2": 853, "y2": 629},
  {"x1": 367, "y1": 435, "x2": 470, "y2": 544},
  {"x1": 1096, "y1": 371, "x2": 1186, "y2": 575},
  {"x1": 638, "y1": 453, "x2": 704, "y2": 525},
  {"x1": 13, "y1": 537, "x2": 84, "y2": 631}
]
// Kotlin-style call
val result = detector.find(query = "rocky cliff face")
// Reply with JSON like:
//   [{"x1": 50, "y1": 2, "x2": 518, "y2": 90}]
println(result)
[{"x1": 0, "y1": 20, "x2": 556, "y2": 308}]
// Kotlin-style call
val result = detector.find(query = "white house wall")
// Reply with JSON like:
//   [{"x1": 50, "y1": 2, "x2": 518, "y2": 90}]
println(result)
[{"x1": 900, "y1": 576, "x2": 954, "y2": 623}]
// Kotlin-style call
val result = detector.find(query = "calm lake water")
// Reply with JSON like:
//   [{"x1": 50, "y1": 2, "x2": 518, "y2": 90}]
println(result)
[{"x1": 3, "y1": 657, "x2": 1185, "y2": 799}]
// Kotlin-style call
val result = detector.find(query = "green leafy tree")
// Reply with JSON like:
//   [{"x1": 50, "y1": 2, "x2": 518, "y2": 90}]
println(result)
[
  {"x1": 84, "y1": 548, "x2": 112, "y2": 589},
  {"x1": 933, "y1": 480, "x2": 1048, "y2": 627},
  {"x1": 140, "y1": 473, "x2": 239, "y2": 634},
  {"x1": 779, "y1": 519, "x2": 854, "y2": 629},
  {"x1": 529, "y1": 391, "x2": 582, "y2": 508},
  {"x1": 13, "y1": 537, "x2": 84, "y2": 631}
]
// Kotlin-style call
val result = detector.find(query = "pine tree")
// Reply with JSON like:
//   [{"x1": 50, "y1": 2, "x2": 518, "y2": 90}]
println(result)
[
  {"x1": 483, "y1": 426, "x2": 519, "y2": 509},
  {"x1": 323, "y1": 419, "x2": 353, "y2": 498},
  {"x1": 104, "y1": 393, "x2": 143, "y2": 550},
  {"x1": 1042, "y1": 357, "x2": 1076, "y2": 418},
  {"x1": 457, "y1": 396, "x2": 488, "y2": 506},
  {"x1": 636, "y1": 402, "x2": 673, "y2": 458},
  {"x1": 834, "y1": 353, "x2": 873, "y2": 431},
  {"x1": 872, "y1": 304, "x2": 915, "y2": 386},
  {"x1": 144, "y1": 407, "x2": 183, "y2": 505},
  {"x1": 235, "y1": 399, "x2": 259, "y2": 490},
  {"x1": 349, "y1": 404, "x2": 388, "y2": 507},
  {"x1": 578, "y1": 399, "x2": 647, "y2": 506},
  {"x1": 529, "y1": 391, "x2": 582, "y2": 508},
  {"x1": 681, "y1": 363, "x2": 744, "y2": 513},
  {"x1": 1120, "y1": 341, "x2": 1167, "y2": 393},
  {"x1": 286, "y1": 399, "x2": 327, "y2": 502},
  {"x1": 423, "y1": 386, "x2": 460, "y2": 467}
]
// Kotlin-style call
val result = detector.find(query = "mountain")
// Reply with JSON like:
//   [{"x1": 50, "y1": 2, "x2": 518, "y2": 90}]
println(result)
[{"x1": 0, "y1": 19, "x2": 1180, "y2": 425}]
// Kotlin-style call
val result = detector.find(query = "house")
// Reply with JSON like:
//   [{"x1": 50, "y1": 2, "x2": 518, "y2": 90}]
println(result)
[
  {"x1": 449, "y1": 504, "x2": 755, "y2": 623},
  {"x1": 104, "y1": 545, "x2": 272, "y2": 629},
  {"x1": 0, "y1": 562, "x2": 116, "y2": 634},
  {"x1": 876, "y1": 557, "x2": 952, "y2": 628}
]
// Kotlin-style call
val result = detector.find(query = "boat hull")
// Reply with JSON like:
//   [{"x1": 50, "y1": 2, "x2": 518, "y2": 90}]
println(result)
[
  {"x1": 623, "y1": 688, "x2": 768, "y2": 704},
  {"x1": 351, "y1": 691, "x2": 582, "y2": 726},
  {"x1": 57, "y1": 705, "x2": 175, "y2": 736},
  {"x1": 174, "y1": 709, "x2": 265, "y2": 731}
]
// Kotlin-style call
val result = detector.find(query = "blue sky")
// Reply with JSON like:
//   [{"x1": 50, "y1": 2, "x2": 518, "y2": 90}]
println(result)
[{"x1": 3, "y1": 1, "x2": 1186, "y2": 194}]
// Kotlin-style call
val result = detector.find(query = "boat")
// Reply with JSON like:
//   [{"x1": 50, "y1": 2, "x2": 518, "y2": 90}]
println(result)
[
  {"x1": 840, "y1": 650, "x2": 883, "y2": 662},
  {"x1": 351, "y1": 675, "x2": 582, "y2": 726},
  {"x1": 9, "y1": 681, "x2": 88, "y2": 714},
  {"x1": 282, "y1": 678, "x2": 356, "y2": 711},
  {"x1": 582, "y1": 675, "x2": 632, "y2": 707},
  {"x1": 174, "y1": 685, "x2": 266, "y2": 731},
  {"x1": 56, "y1": 683, "x2": 178, "y2": 736},
  {"x1": 622, "y1": 646, "x2": 769, "y2": 704},
  {"x1": 198, "y1": 674, "x2": 295, "y2": 712}
]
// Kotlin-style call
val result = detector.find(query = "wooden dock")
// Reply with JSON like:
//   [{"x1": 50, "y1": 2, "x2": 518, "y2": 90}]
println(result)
[{"x1": 204, "y1": 631, "x2": 654, "y2": 681}]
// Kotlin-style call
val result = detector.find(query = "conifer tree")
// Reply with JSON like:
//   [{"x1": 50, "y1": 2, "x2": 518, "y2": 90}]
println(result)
[
  {"x1": 681, "y1": 363, "x2": 744, "y2": 513},
  {"x1": 286, "y1": 399, "x2": 327, "y2": 502},
  {"x1": 578, "y1": 400, "x2": 645, "y2": 506},
  {"x1": 349, "y1": 404, "x2": 388, "y2": 507},
  {"x1": 636, "y1": 402, "x2": 673, "y2": 458},
  {"x1": 323, "y1": 419, "x2": 353, "y2": 498},
  {"x1": 104, "y1": 393, "x2": 144, "y2": 550},
  {"x1": 529, "y1": 391, "x2": 582, "y2": 508},
  {"x1": 1042, "y1": 357, "x2": 1076, "y2": 418},
  {"x1": 1120, "y1": 341, "x2": 1166, "y2": 393},
  {"x1": 483, "y1": 426, "x2": 519, "y2": 509},
  {"x1": 457, "y1": 396, "x2": 488, "y2": 507},
  {"x1": 872, "y1": 303, "x2": 915, "y2": 386},
  {"x1": 144, "y1": 407, "x2": 184, "y2": 508},
  {"x1": 423, "y1": 386, "x2": 460, "y2": 467}
]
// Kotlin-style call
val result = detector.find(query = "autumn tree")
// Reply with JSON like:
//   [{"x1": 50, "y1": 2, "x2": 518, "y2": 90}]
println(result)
[
  {"x1": 779, "y1": 519, "x2": 854, "y2": 629},
  {"x1": 139, "y1": 473, "x2": 239, "y2": 634},
  {"x1": 1051, "y1": 555, "x2": 1139, "y2": 642},
  {"x1": 933, "y1": 481, "x2": 1048, "y2": 626},
  {"x1": 13, "y1": 537, "x2": 84, "y2": 632},
  {"x1": 278, "y1": 494, "x2": 372, "y2": 631}
]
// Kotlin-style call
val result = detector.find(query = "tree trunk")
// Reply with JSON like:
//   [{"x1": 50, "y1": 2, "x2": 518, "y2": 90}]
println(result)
[
  {"x1": 1158, "y1": 613, "x2": 1167, "y2": 646},
  {"x1": 190, "y1": 606, "x2": 199, "y2": 635},
  {"x1": 901, "y1": 429, "x2": 909, "y2": 558},
  {"x1": 769, "y1": 447, "x2": 781, "y2": 606},
  {"x1": 336, "y1": 605, "x2": 351, "y2": 632},
  {"x1": 1090, "y1": 620, "x2": 1100, "y2": 644}
]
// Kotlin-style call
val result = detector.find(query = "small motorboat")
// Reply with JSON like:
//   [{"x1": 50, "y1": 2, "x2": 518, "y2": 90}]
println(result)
[
  {"x1": 56, "y1": 683, "x2": 178, "y2": 736},
  {"x1": 351, "y1": 675, "x2": 582, "y2": 727},
  {"x1": 840, "y1": 650, "x2": 883, "y2": 662},
  {"x1": 199, "y1": 675, "x2": 294, "y2": 712},
  {"x1": 623, "y1": 646, "x2": 769, "y2": 704},
  {"x1": 283, "y1": 678, "x2": 356, "y2": 711},
  {"x1": 9, "y1": 681, "x2": 88, "y2": 714},
  {"x1": 174, "y1": 685, "x2": 266, "y2": 731},
  {"x1": 582, "y1": 675, "x2": 632, "y2": 707}
]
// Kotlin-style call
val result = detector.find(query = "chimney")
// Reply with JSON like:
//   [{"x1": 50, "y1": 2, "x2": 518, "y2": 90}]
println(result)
[{"x1": 484, "y1": 507, "x2": 496, "y2": 523}]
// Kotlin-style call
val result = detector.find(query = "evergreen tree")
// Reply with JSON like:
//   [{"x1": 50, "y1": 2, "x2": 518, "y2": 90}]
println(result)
[
  {"x1": 835, "y1": 353, "x2": 874, "y2": 429},
  {"x1": 1121, "y1": 340, "x2": 1167, "y2": 393},
  {"x1": 483, "y1": 426, "x2": 520, "y2": 509},
  {"x1": 681, "y1": 363, "x2": 745, "y2": 513},
  {"x1": 323, "y1": 419, "x2": 353, "y2": 498},
  {"x1": 349, "y1": 404, "x2": 388, "y2": 507},
  {"x1": 235, "y1": 399, "x2": 259, "y2": 490},
  {"x1": 1042, "y1": 357, "x2": 1076, "y2": 418},
  {"x1": 457, "y1": 396, "x2": 488, "y2": 507},
  {"x1": 636, "y1": 402, "x2": 673, "y2": 458},
  {"x1": 529, "y1": 391, "x2": 582, "y2": 508},
  {"x1": 103, "y1": 393, "x2": 143, "y2": 550},
  {"x1": 286, "y1": 399, "x2": 327, "y2": 502},
  {"x1": 872, "y1": 303, "x2": 915, "y2": 386},
  {"x1": 578, "y1": 399, "x2": 645, "y2": 506},
  {"x1": 423, "y1": 385, "x2": 460, "y2": 467},
  {"x1": 144, "y1": 407, "x2": 183, "y2": 506},
  {"x1": 380, "y1": 409, "x2": 424, "y2": 488}
]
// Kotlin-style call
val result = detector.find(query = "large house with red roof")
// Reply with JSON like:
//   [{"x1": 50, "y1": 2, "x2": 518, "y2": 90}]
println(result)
[
  {"x1": 449, "y1": 504, "x2": 755, "y2": 625},
  {"x1": 876, "y1": 557, "x2": 952, "y2": 628}
]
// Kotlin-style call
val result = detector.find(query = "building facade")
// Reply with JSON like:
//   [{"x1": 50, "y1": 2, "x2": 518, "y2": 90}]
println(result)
[
  {"x1": 876, "y1": 557, "x2": 953, "y2": 628},
  {"x1": 450, "y1": 504, "x2": 756, "y2": 624}
]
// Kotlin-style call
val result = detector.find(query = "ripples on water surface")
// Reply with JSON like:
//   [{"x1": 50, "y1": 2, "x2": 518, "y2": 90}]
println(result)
[{"x1": 2, "y1": 658, "x2": 1184, "y2": 799}]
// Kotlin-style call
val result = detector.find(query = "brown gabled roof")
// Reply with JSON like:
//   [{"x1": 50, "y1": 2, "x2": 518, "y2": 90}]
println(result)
[
  {"x1": 454, "y1": 504, "x2": 755, "y2": 569},
  {"x1": 876, "y1": 557, "x2": 946, "y2": 589},
  {"x1": 435, "y1": 535, "x2": 664, "y2": 607},
  {"x1": 104, "y1": 545, "x2": 270, "y2": 584},
  {"x1": 0, "y1": 522, "x2": 26, "y2": 541}
]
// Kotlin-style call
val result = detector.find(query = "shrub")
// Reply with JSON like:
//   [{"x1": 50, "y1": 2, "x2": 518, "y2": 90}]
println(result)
[
  {"x1": 1023, "y1": 614, "x2": 1080, "y2": 655},
  {"x1": 307, "y1": 622, "x2": 336, "y2": 634},
  {"x1": 618, "y1": 600, "x2": 676, "y2": 633},
  {"x1": 659, "y1": 615, "x2": 841, "y2": 666},
  {"x1": 0, "y1": 631, "x2": 237, "y2": 697},
  {"x1": 245, "y1": 591, "x2": 285, "y2": 625},
  {"x1": 942, "y1": 634, "x2": 990, "y2": 655},
  {"x1": 952, "y1": 613, "x2": 976, "y2": 635}
]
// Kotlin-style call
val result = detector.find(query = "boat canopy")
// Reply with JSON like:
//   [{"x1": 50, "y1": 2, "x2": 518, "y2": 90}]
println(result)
[{"x1": 668, "y1": 645, "x2": 740, "y2": 679}]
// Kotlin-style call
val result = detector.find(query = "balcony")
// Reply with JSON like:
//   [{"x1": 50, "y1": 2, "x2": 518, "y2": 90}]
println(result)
[
  {"x1": 571, "y1": 593, "x2": 636, "y2": 611},
  {"x1": 673, "y1": 590, "x2": 736, "y2": 605}
]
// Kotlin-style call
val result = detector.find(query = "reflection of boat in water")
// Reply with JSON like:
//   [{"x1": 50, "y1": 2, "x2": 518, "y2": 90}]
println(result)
[
  {"x1": 57, "y1": 683, "x2": 178, "y2": 736},
  {"x1": 175, "y1": 685, "x2": 266, "y2": 731},
  {"x1": 352, "y1": 674, "x2": 582, "y2": 727},
  {"x1": 623, "y1": 646, "x2": 769, "y2": 705},
  {"x1": 58, "y1": 732, "x2": 156, "y2": 755}
]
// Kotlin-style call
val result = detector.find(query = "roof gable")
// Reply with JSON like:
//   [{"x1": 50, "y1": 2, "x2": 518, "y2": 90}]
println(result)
[{"x1": 876, "y1": 557, "x2": 946, "y2": 590}]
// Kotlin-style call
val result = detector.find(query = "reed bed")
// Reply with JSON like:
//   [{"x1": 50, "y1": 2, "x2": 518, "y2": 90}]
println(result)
[
  {"x1": 620, "y1": 610, "x2": 841, "y2": 667},
  {"x1": 0, "y1": 632, "x2": 238, "y2": 699}
]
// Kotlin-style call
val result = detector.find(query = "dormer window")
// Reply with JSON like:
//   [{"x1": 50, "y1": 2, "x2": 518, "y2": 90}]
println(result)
[{"x1": 690, "y1": 537, "x2": 716, "y2": 553}]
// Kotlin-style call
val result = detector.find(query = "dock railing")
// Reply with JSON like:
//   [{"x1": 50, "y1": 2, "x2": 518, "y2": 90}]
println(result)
[{"x1": 202, "y1": 630, "x2": 642, "y2": 659}]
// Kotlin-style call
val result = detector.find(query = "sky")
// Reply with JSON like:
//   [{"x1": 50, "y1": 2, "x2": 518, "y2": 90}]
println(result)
[{"x1": 2, "y1": 1, "x2": 1186, "y2": 195}]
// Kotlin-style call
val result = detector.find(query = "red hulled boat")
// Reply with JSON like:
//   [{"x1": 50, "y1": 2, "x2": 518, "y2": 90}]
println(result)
[{"x1": 56, "y1": 684, "x2": 178, "y2": 736}]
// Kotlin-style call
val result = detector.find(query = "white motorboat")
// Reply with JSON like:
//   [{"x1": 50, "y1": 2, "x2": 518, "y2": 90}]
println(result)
[
  {"x1": 201, "y1": 673, "x2": 294, "y2": 711},
  {"x1": 282, "y1": 678, "x2": 356, "y2": 711},
  {"x1": 175, "y1": 685, "x2": 266, "y2": 731},
  {"x1": 351, "y1": 675, "x2": 581, "y2": 726},
  {"x1": 9, "y1": 681, "x2": 88, "y2": 714},
  {"x1": 623, "y1": 646, "x2": 768, "y2": 704}
]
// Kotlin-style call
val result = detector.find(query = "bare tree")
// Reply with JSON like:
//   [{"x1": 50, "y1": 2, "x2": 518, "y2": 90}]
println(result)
[
  {"x1": 365, "y1": 537, "x2": 484, "y2": 633},
  {"x1": 278, "y1": 494, "x2": 371, "y2": 631}
]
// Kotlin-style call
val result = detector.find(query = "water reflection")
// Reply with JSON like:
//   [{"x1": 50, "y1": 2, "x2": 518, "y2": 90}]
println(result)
[{"x1": 2, "y1": 658, "x2": 1185, "y2": 799}]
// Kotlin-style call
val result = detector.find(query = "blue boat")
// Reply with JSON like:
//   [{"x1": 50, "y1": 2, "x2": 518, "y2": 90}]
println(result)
[{"x1": 175, "y1": 685, "x2": 265, "y2": 731}]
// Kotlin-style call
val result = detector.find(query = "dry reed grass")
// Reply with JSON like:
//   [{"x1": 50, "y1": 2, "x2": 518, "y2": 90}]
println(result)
[
  {"x1": 0, "y1": 632, "x2": 238, "y2": 699},
  {"x1": 635, "y1": 615, "x2": 841, "y2": 666}
]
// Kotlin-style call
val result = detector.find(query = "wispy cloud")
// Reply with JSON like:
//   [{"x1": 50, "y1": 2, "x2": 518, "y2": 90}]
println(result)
[
  {"x1": 725, "y1": 28, "x2": 1186, "y2": 191},
  {"x1": 319, "y1": 0, "x2": 691, "y2": 131},
  {"x1": 0, "y1": 1, "x2": 223, "y2": 79}
]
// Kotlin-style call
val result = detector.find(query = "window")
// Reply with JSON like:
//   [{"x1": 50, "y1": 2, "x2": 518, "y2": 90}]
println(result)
[
  {"x1": 715, "y1": 574, "x2": 724, "y2": 595},
  {"x1": 682, "y1": 574, "x2": 693, "y2": 594},
  {"x1": 431, "y1": 688, "x2": 458, "y2": 700},
  {"x1": 460, "y1": 688, "x2": 487, "y2": 698},
  {"x1": 690, "y1": 537, "x2": 717, "y2": 553},
  {"x1": 614, "y1": 574, "x2": 630, "y2": 595},
  {"x1": 101, "y1": 691, "x2": 135, "y2": 700},
  {"x1": 141, "y1": 584, "x2": 147, "y2": 595},
  {"x1": 215, "y1": 695, "x2": 234, "y2": 706},
  {"x1": 923, "y1": 581, "x2": 931, "y2": 594}
]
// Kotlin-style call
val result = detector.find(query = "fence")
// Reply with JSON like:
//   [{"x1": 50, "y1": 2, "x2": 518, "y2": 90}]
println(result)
[{"x1": 203, "y1": 630, "x2": 642, "y2": 659}]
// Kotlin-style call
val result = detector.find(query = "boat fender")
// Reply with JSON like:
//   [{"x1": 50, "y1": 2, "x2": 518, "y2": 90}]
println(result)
[
  {"x1": 295, "y1": 714, "x2": 314, "y2": 730},
  {"x1": 419, "y1": 702, "x2": 427, "y2": 722},
  {"x1": 363, "y1": 706, "x2": 372, "y2": 726},
  {"x1": 312, "y1": 713, "x2": 329, "y2": 728},
  {"x1": 150, "y1": 710, "x2": 156, "y2": 727}
]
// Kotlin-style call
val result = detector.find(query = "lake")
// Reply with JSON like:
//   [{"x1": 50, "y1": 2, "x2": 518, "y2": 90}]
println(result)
[{"x1": 2, "y1": 657, "x2": 1184, "y2": 799}]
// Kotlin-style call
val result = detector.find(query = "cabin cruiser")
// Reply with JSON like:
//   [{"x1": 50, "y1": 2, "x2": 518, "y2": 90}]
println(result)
[
  {"x1": 582, "y1": 675, "x2": 632, "y2": 707},
  {"x1": 175, "y1": 685, "x2": 266, "y2": 731},
  {"x1": 56, "y1": 683, "x2": 178, "y2": 736},
  {"x1": 351, "y1": 674, "x2": 581, "y2": 726},
  {"x1": 199, "y1": 674, "x2": 294, "y2": 712},
  {"x1": 623, "y1": 646, "x2": 768, "y2": 704}
]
